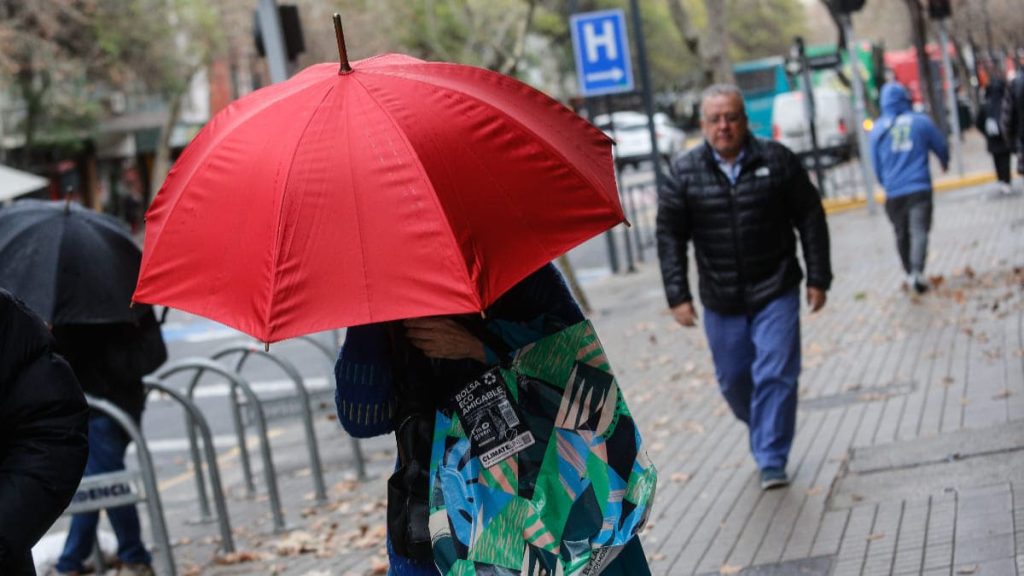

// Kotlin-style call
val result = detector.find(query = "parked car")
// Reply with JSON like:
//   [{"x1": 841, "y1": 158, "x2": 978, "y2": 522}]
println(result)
[
  {"x1": 771, "y1": 87, "x2": 855, "y2": 164},
  {"x1": 593, "y1": 111, "x2": 686, "y2": 168}
]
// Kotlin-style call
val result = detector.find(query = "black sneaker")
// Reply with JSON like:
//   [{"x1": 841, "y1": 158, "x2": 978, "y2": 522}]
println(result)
[
  {"x1": 760, "y1": 467, "x2": 789, "y2": 490},
  {"x1": 912, "y1": 273, "x2": 930, "y2": 294}
]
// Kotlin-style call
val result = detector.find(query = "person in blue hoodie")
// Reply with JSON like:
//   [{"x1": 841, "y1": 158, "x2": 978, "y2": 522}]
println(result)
[{"x1": 870, "y1": 81, "x2": 949, "y2": 294}]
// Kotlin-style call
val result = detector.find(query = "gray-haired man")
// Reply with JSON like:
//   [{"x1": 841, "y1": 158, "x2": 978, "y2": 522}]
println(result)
[{"x1": 656, "y1": 84, "x2": 832, "y2": 489}]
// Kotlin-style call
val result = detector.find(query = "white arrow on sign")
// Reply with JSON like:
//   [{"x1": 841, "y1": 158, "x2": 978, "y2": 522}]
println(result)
[{"x1": 584, "y1": 67, "x2": 625, "y2": 83}]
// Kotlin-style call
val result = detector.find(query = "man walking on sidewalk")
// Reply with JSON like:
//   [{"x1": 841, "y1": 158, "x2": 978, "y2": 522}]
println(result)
[
  {"x1": 869, "y1": 81, "x2": 949, "y2": 294},
  {"x1": 1001, "y1": 69, "x2": 1024, "y2": 183},
  {"x1": 656, "y1": 84, "x2": 832, "y2": 490}
]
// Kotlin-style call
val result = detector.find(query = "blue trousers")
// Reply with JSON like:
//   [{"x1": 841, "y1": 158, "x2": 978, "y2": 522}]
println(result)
[
  {"x1": 56, "y1": 414, "x2": 151, "y2": 572},
  {"x1": 703, "y1": 289, "x2": 801, "y2": 471}
]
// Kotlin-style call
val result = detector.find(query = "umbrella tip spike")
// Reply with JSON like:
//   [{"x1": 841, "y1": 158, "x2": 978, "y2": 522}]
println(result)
[
  {"x1": 129, "y1": 300, "x2": 135, "y2": 309},
  {"x1": 333, "y1": 13, "x2": 353, "y2": 75},
  {"x1": 264, "y1": 342, "x2": 270, "y2": 352}
]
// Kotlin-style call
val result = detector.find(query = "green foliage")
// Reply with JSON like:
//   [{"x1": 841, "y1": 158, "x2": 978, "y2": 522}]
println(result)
[
  {"x1": 90, "y1": 0, "x2": 224, "y2": 96},
  {"x1": 0, "y1": 0, "x2": 224, "y2": 159},
  {"x1": 725, "y1": 0, "x2": 807, "y2": 62}
]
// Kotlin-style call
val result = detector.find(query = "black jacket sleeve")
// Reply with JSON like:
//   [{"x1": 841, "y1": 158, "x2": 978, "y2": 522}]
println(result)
[
  {"x1": 656, "y1": 162, "x2": 693, "y2": 307},
  {"x1": 0, "y1": 294, "x2": 89, "y2": 574},
  {"x1": 782, "y1": 148, "x2": 833, "y2": 291}
]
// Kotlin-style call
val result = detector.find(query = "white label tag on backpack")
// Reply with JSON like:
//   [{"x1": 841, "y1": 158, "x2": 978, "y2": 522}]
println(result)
[
  {"x1": 453, "y1": 370, "x2": 535, "y2": 468},
  {"x1": 755, "y1": 166, "x2": 770, "y2": 177}
]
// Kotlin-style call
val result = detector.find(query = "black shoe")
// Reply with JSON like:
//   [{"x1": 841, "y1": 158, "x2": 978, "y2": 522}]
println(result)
[
  {"x1": 912, "y1": 273, "x2": 930, "y2": 294},
  {"x1": 760, "y1": 467, "x2": 789, "y2": 490}
]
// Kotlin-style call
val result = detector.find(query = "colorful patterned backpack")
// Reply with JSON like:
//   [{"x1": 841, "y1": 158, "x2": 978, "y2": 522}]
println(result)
[{"x1": 428, "y1": 320, "x2": 657, "y2": 575}]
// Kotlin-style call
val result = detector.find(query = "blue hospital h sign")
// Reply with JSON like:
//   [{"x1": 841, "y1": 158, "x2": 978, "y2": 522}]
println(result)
[{"x1": 570, "y1": 9, "x2": 635, "y2": 97}]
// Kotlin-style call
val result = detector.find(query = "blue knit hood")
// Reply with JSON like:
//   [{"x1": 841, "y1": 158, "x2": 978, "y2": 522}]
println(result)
[{"x1": 880, "y1": 82, "x2": 912, "y2": 117}]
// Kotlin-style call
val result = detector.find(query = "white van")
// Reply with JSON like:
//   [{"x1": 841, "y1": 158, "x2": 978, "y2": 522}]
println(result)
[
  {"x1": 771, "y1": 88, "x2": 855, "y2": 163},
  {"x1": 592, "y1": 111, "x2": 686, "y2": 169}
]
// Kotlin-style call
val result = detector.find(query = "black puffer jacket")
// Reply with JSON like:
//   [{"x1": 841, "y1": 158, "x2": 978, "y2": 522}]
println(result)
[
  {"x1": 657, "y1": 137, "x2": 832, "y2": 315},
  {"x1": 0, "y1": 289, "x2": 89, "y2": 575}
]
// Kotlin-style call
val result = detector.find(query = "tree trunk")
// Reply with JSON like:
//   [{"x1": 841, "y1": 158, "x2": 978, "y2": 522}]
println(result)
[
  {"x1": 905, "y1": 0, "x2": 944, "y2": 130},
  {"x1": 704, "y1": 0, "x2": 734, "y2": 84},
  {"x1": 16, "y1": 69, "x2": 47, "y2": 170},
  {"x1": 665, "y1": 0, "x2": 714, "y2": 86},
  {"x1": 149, "y1": 89, "x2": 186, "y2": 201},
  {"x1": 500, "y1": 0, "x2": 538, "y2": 76},
  {"x1": 556, "y1": 254, "x2": 591, "y2": 314}
]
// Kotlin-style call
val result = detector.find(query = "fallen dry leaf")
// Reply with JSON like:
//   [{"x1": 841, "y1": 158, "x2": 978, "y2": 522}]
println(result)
[
  {"x1": 369, "y1": 557, "x2": 389, "y2": 575},
  {"x1": 719, "y1": 564, "x2": 743, "y2": 574},
  {"x1": 213, "y1": 550, "x2": 267, "y2": 565},
  {"x1": 274, "y1": 530, "x2": 320, "y2": 556},
  {"x1": 866, "y1": 532, "x2": 885, "y2": 541},
  {"x1": 681, "y1": 421, "x2": 706, "y2": 434},
  {"x1": 670, "y1": 472, "x2": 692, "y2": 483},
  {"x1": 806, "y1": 486, "x2": 824, "y2": 496},
  {"x1": 956, "y1": 565, "x2": 979, "y2": 574},
  {"x1": 992, "y1": 389, "x2": 1014, "y2": 400}
]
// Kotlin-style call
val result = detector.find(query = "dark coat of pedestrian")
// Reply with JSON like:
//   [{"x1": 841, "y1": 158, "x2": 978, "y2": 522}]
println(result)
[
  {"x1": 1001, "y1": 72, "x2": 1024, "y2": 175},
  {"x1": 656, "y1": 84, "x2": 832, "y2": 491},
  {"x1": 976, "y1": 77, "x2": 1014, "y2": 190},
  {"x1": 0, "y1": 288, "x2": 89, "y2": 576},
  {"x1": 869, "y1": 82, "x2": 949, "y2": 294},
  {"x1": 51, "y1": 309, "x2": 167, "y2": 576}
]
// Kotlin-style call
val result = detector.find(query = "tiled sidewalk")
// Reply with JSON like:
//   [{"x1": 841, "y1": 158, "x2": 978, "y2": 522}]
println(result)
[{"x1": 128, "y1": 181, "x2": 1022, "y2": 575}]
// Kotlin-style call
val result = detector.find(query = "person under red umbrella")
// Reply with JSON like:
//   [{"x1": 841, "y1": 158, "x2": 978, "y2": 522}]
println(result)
[{"x1": 334, "y1": 264, "x2": 650, "y2": 575}]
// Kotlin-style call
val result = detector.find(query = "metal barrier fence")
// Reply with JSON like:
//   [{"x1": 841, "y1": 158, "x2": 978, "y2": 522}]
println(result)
[
  {"x1": 295, "y1": 334, "x2": 367, "y2": 480},
  {"x1": 211, "y1": 345, "x2": 328, "y2": 503},
  {"x1": 142, "y1": 378, "x2": 235, "y2": 553},
  {"x1": 606, "y1": 154, "x2": 874, "y2": 274},
  {"x1": 65, "y1": 396, "x2": 176, "y2": 576},
  {"x1": 157, "y1": 358, "x2": 288, "y2": 533}
]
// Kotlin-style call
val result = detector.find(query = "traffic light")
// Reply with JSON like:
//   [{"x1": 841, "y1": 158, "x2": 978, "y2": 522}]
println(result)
[
  {"x1": 928, "y1": 0, "x2": 951, "y2": 19},
  {"x1": 830, "y1": 0, "x2": 866, "y2": 14}
]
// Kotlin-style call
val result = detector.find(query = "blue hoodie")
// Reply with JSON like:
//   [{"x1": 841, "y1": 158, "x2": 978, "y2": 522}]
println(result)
[{"x1": 869, "y1": 82, "x2": 949, "y2": 199}]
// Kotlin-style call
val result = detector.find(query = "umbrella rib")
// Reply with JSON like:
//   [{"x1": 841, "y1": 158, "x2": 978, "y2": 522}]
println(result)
[
  {"x1": 140, "y1": 74, "x2": 339, "y2": 306},
  {"x1": 370, "y1": 64, "x2": 618, "y2": 213},
  {"x1": 0, "y1": 210, "x2": 61, "y2": 321},
  {"x1": 350, "y1": 73, "x2": 483, "y2": 312},
  {"x1": 263, "y1": 82, "x2": 342, "y2": 338}
]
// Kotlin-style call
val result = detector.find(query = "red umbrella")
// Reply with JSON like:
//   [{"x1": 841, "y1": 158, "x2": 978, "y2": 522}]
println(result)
[{"x1": 133, "y1": 16, "x2": 622, "y2": 344}]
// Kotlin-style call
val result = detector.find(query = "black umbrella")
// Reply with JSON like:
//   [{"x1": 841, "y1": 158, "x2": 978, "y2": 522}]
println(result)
[{"x1": 0, "y1": 199, "x2": 148, "y2": 325}]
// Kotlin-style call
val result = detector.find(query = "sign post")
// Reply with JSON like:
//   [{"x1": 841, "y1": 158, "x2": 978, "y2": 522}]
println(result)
[
  {"x1": 570, "y1": 10, "x2": 635, "y2": 98},
  {"x1": 571, "y1": 9, "x2": 636, "y2": 275}
]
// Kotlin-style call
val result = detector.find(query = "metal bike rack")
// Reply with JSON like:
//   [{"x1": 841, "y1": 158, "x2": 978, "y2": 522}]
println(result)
[
  {"x1": 65, "y1": 396, "x2": 176, "y2": 576},
  {"x1": 157, "y1": 357, "x2": 287, "y2": 533},
  {"x1": 142, "y1": 377, "x2": 235, "y2": 553},
  {"x1": 211, "y1": 345, "x2": 327, "y2": 503},
  {"x1": 296, "y1": 334, "x2": 367, "y2": 480}
]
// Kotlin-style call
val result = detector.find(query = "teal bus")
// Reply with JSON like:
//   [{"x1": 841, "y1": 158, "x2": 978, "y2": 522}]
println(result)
[{"x1": 733, "y1": 57, "x2": 791, "y2": 138}]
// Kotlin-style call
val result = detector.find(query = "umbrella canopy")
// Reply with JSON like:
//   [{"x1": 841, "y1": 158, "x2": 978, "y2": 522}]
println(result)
[
  {"x1": 0, "y1": 199, "x2": 147, "y2": 325},
  {"x1": 134, "y1": 51, "x2": 623, "y2": 344}
]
